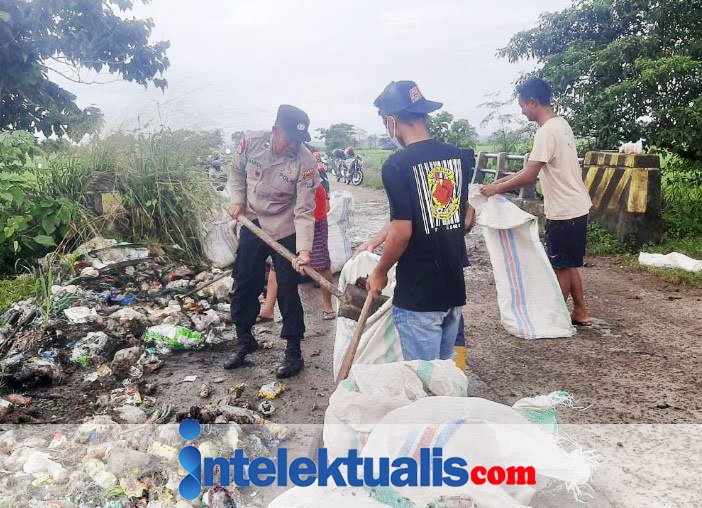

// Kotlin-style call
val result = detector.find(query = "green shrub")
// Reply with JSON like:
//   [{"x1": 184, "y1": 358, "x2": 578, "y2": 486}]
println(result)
[
  {"x1": 0, "y1": 131, "x2": 87, "y2": 272},
  {"x1": 658, "y1": 151, "x2": 702, "y2": 239},
  {"x1": 586, "y1": 223, "x2": 630, "y2": 256}
]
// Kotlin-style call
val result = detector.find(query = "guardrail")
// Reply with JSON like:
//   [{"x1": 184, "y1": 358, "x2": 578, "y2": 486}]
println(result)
[{"x1": 471, "y1": 152, "x2": 584, "y2": 199}]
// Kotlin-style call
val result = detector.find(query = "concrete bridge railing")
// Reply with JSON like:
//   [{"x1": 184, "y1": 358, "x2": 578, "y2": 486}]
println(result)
[{"x1": 469, "y1": 150, "x2": 662, "y2": 246}]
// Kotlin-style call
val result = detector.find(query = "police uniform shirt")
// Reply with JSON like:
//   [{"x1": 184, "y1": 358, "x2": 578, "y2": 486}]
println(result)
[{"x1": 227, "y1": 130, "x2": 320, "y2": 252}]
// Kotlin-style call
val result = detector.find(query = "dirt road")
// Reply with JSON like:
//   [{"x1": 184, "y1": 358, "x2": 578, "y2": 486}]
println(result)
[{"x1": 329, "y1": 181, "x2": 702, "y2": 425}]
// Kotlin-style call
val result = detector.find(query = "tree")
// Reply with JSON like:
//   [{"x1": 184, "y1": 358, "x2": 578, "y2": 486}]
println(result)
[
  {"x1": 478, "y1": 94, "x2": 534, "y2": 153},
  {"x1": 499, "y1": 0, "x2": 702, "y2": 160},
  {"x1": 448, "y1": 119, "x2": 478, "y2": 148},
  {"x1": 428, "y1": 111, "x2": 478, "y2": 148},
  {"x1": 0, "y1": 0, "x2": 170, "y2": 141},
  {"x1": 316, "y1": 123, "x2": 357, "y2": 152}
]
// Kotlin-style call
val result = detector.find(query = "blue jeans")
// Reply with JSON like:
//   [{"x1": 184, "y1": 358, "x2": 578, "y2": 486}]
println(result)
[{"x1": 392, "y1": 306, "x2": 462, "y2": 361}]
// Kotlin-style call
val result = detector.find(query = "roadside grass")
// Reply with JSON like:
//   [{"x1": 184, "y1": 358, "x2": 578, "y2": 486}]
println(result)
[
  {"x1": 0, "y1": 276, "x2": 36, "y2": 315},
  {"x1": 357, "y1": 149, "x2": 390, "y2": 190}
]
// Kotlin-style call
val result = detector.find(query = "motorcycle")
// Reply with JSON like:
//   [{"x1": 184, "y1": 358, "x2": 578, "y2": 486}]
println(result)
[
  {"x1": 331, "y1": 151, "x2": 364, "y2": 186},
  {"x1": 341, "y1": 154, "x2": 364, "y2": 186}
]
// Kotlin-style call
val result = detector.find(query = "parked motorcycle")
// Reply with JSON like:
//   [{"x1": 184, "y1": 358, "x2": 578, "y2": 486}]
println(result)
[{"x1": 332, "y1": 147, "x2": 364, "y2": 186}]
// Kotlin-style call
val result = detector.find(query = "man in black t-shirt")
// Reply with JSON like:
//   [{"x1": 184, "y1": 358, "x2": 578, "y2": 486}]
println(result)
[{"x1": 367, "y1": 80, "x2": 470, "y2": 361}]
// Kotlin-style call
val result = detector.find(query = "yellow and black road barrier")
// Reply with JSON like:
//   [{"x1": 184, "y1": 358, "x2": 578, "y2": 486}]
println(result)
[{"x1": 582, "y1": 151, "x2": 663, "y2": 246}]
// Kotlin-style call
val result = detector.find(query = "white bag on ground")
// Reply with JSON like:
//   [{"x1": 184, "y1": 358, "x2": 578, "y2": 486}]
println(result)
[
  {"x1": 333, "y1": 251, "x2": 402, "y2": 381},
  {"x1": 328, "y1": 190, "x2": 355, "y2": 273},
  {"x1": 638, "y1": 252, "x2": 702, "y2": 272},
  {"x1": 469, "y1": 185, "x2": 574, "y2": 339},
  {"x1": 323, "y1": 360, "x2": 467, "y2": 459}
]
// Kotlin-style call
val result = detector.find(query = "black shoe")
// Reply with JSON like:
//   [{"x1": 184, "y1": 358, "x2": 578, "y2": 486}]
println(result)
[
  {"x1": 223, "y1": 337, "x2": 259, "y2": 369},
  {"x1": 275, "y1": 354, "x2": 304, "y2": 378}
]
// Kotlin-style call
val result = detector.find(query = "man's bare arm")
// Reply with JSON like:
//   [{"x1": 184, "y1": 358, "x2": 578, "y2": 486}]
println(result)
[
  {"x1": 481, "y1": 160, "x2": 544, "y2": 196},
  {"x1": 366, "y1": 220, "x2": 411, "y2": 298},
  {"x1": 354, "y1": 222, "x2": 391, "y2": 256}
]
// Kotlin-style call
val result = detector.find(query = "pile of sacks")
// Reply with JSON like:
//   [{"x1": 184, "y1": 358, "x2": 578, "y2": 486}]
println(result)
[{"x1": 272, "y1": 360, "x2": 599, "y2": 507}]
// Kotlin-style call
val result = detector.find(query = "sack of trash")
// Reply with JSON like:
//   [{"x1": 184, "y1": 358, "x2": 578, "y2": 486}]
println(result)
[
  {"x1": 358, "y1": 395, "x2": 599, "y2": 507},
  {"x1": 201, "y1": 191, "x2": 240, "y2": 268},
  {"x1": 333, "y1": 251, "x2": 402, "y2": 380},
  {"x1": 328, "y1": 190, "x2": 355, "y2": 273},
  {"x1": 469, "y1": 185, "x2": 575, "y2": 339},
  {"x1": 324, "y1": 359, "x2": 468, "y2": 459}
]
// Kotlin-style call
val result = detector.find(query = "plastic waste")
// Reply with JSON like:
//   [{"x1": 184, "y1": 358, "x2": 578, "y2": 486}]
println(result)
[
  {"x1": 143, "y1": 325, "x2": 204, "y2": 352},
  {"x1": 70, "y1": 332, "x2": 110, "y2": 362},
  {"x1": 258, "y1": 400, "x2": 275, "y2": 416},
  {"x1": 64, "y1": 306, "x2": 99, "y2": 324},
  {"x1": 84, "y1": 458, "x2": 118, "y2": 489},
  {"x1": 106, "y1": 294, "x2": 137, "y2": 306},
  {"x1": 199, "y1": 383, "x2": 213, "y2": 398},
  {"x1": 80, "y1": 267, "x2": 99, "y2": 278},
  {"x1": 115, "y1": 405, "x2": 147, "y2": 424},
  {"x1": 258, "y1": 381, "x2": 285, "y2": 400},
  {"x1": 23, "y1": 451, "x2": 64, "y2": 481}
]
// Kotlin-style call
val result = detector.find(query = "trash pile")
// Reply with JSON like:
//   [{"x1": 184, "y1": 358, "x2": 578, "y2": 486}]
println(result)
[
  {"x1": 0, "y1": 417, "x2": 291, "y2": 507},
  {"x1": 0, "y1": 237, "x2": 235, "y2": 423}
]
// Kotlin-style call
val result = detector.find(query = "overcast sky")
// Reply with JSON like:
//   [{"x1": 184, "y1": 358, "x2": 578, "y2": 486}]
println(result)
[{"x1": 51, "y1": 0, "x2": 572, "y2": 139}]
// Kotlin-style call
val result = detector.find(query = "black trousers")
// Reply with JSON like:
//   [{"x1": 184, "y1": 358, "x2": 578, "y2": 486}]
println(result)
[{"x1": 230, "y1": 222, "x2": 305, "y2": 344}]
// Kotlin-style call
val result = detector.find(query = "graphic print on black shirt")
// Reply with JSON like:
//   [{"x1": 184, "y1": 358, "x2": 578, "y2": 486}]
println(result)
[
  {"x1": 381, "y1": 139, "x2": 470, "y2": 312},
  {"x1": 412, "y1": 158, "x2": 463, "y2": 235}
]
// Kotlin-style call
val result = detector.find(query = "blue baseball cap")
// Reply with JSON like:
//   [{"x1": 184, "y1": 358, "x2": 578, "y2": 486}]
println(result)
[{"x1": 373, "y1": 81, "x2": 443, "y2": 116}]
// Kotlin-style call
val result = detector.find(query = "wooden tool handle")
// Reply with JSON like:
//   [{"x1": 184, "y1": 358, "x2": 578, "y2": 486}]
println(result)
[
  {"x1": 234, "y1": 214, "x2": 343, "y2": 298},
  {"x1": 335, "y1": 292, "x2": 375, "y2": 384}
]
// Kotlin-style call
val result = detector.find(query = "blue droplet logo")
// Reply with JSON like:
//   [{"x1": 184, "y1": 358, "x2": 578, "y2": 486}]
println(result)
[
  {"x1": 179, "y1": 418, "x2": 201, "y2": 441},
  {"x1": 178, "y1": 419, "x2": 202, "y2": 500}
]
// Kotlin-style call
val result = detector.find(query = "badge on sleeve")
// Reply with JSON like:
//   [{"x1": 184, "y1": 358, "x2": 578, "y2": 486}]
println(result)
[{"x1": 237, "y1": 136, "x2": 247, "y2": 155}]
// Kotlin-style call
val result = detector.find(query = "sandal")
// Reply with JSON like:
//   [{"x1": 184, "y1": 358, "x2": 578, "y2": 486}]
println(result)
[
  {"x1": 322, "y1": 311, "x2": 337, "y2": 320},
  {"x1": 256, "y1": 315, "x2": 274, "y2": 323},
  {"x1": 571, "y1": 319, "x2": 592, "y2": 327}
]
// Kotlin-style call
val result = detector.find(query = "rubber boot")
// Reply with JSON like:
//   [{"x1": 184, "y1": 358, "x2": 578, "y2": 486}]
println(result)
[
  {"x1": 453, "y1": 345, "x2": 467, "y2": 372},
  {"x1": 275, "y1": 340, "x2": 304, "y2": 378},
  {"x1": 224, "y1": 331, "x2": 259, "y2": 369}
]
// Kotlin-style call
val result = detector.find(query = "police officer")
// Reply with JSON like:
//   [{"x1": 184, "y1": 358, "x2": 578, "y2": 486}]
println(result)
[{"x1": 225, "y1": 104, "x2": 320, "y2": 378}]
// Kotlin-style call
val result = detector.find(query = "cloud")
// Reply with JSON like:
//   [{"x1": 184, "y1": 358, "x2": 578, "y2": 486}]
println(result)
[{"x1": 51, "y1": 0, "x2": 573, "y2": 137}]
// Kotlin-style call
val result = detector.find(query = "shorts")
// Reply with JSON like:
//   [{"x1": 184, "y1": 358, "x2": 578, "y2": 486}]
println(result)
[
  {"x1": 544, "y1": 214, "x2": 588, "y2": 269},
  {"x1": 310, "y1": 218, "x2": 331, "y2": 272}
]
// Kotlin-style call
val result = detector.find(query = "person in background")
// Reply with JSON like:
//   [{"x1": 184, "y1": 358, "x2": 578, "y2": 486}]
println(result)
[{"x1": 480, "y1": 78, "x2": 592, "y2": 326}]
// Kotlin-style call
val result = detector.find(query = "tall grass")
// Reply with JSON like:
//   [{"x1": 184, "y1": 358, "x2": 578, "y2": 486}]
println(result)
[{"x1": 79, "y1": 129, "x2": 219, "y2": 261}]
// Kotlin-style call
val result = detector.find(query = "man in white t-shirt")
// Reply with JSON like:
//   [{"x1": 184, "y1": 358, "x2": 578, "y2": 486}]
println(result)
[{"x1": 481, "y1": 78, "x2": 592, "y2": 327}]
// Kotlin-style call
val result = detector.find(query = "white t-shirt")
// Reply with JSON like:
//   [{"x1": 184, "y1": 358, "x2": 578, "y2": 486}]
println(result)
[{"x1": 529, "y1": 116, "x2": 592, "y2": 220}]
